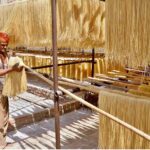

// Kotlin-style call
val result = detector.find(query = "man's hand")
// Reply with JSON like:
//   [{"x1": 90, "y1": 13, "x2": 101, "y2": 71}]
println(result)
[{"x1": 12, "y1": 63, "x2": 23, "y2": 72}]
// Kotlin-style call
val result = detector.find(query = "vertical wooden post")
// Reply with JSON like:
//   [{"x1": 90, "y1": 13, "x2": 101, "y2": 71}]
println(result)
[
  {"x1": 51, "y1": 0, "x2": 60, "y2": 149},
  {"x1": 91, "y1": 48, "x2": 95, "y2": 77}
]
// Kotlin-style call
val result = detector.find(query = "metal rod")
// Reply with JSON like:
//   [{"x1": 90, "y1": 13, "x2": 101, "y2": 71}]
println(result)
[
  {"x1": 31, "y1": 60, "x2": 96, "y2": 70},
  {"x1": 51, "y1": 0, "x2": 60, "y2": 149},
  {"x1": 91, "y1": 48, "x2": 95, "y2": 77}
]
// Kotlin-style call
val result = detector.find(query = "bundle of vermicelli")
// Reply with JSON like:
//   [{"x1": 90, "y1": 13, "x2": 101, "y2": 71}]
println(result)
[
  {"x1": 128, "y1": 84, "x2": 150, "y2": 97},
  {"x1": 105, "y1": 0, "x2": 150, "y2": 68},
  {"x1": 0, "y1": 0, "x2": 105, "y2": 49},
  {"x1": 96, "y1": 58, "x2": 106, "y2": 74},
  {"x1": 138, "y1": 84, "x2": 150, "y2": 93},
  {"x1": 2, "y1": 56, "x2": 27, "y2": 97},
  {"x1": 99, "y1": 90, "x2": 150, "y2": 149},
  {"x1": 18, "y1": 54, "x2": 106, "y2": 80},
  {"x1": 128, "y1": 89, "x2": 150, "y2": 98}
]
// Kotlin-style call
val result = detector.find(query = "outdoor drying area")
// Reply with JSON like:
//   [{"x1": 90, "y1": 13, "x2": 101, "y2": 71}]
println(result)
[{"x1": 7, "y1": 109, "x2": 99, "y2": 149}]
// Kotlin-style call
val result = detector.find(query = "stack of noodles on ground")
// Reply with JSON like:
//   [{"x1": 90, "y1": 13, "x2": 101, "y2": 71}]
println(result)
[
  {"x1": 99, "y1": 89, "x2": 150, "y2": 149},
  {"x1": 0, "y1": 0, "x2": 105, "y2": 49},
  {"x1": 2, "y1": 56, "x2": 27, "y2": 97},
  {"x1": 104, "y1": 69, "x2": 150, "y2": 97},
  {"x1": 129, "y1": 84, "x2": 150, "y2": 97},
  {"x1": 18, "y1": 53, "x2": 107, "y2": 81},
  {"x1": 93, "y1": 73, "x2": 148, "y2": 95}
]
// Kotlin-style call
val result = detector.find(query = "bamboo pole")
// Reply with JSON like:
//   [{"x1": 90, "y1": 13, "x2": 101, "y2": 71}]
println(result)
[
  {"x1": 51, "y1": 0, "x2": 60, "y2": 148},
  {"x1": 24, "y1": 65, "x2": 150, "y2": 142}
]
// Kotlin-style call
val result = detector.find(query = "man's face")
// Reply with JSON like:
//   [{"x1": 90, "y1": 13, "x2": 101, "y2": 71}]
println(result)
[{"x1": 0, "y1": 42, "x2": 8, "y2": 51}]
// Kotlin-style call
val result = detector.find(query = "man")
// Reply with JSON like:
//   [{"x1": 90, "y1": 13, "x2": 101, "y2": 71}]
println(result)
[{"x1": 0, "y1": 32, "x2": 20, "y2": 148}]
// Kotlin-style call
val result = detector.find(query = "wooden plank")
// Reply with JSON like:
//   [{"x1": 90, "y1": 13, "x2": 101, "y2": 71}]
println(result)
[
  {"x1": 95, "y1": 74, "x2": 141, "y2": 85},
  {"x1": 87, "y1": 77, "x2": 139, "y2": 90}
]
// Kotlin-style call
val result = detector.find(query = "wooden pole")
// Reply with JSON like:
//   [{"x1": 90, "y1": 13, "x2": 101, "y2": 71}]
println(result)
[
  {"x1": 51, "y1": 0, "x2": 60, "y2": 148},
  {"x1": 91, "y1": 48, "x2": 95, "y2": 77},
  {"x1": 25, "y1": 65, "x2": 150, "y2": 142}
]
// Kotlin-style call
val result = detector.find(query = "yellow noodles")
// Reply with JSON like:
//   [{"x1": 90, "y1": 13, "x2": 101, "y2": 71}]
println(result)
[
  {"x1": 0, "y1": 0, "x2": 105, "y2": 49},
  {"x1": 106, "y1": 0, "x2": 150, "y2": 68},
  {"x1": 99, "y1": 90, "x2": 150, "y2": 149},
  {"x1": 18, "y1": 54, "x2": 106, "y2": 80},
  {"x1": 2, "y1": 56, "x2": 27, "y2": 97}
]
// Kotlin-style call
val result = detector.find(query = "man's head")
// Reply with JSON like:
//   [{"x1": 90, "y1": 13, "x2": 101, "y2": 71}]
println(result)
[{"x1": 0, "y1": 32, "x2": 9, "y2": 51}]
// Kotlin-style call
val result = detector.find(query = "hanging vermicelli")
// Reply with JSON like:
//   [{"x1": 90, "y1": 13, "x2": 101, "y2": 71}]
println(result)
[
  {"x1": 0, "y1": 0, "x2": 105, "y2": 49},
  {"x1": 138, "y1": 84, "x2": 150, "y2": 93},
  {"x1": 69, "y1": 59, "x2": 75, "y2": 79},
  {"x1": 99, "y1": 90, "x2": 150, "y2": 149},
  {"x1": 61, "y1": 59, "x2": 66, "y2": 77},
  {"x1": 66, "y1": 59, "x2": 71, "y2": 79},
  {"x1": 18, "y1": 53, "x2": 107, "y2": 80},
  {"x1": 105, "y1": 0, "x2": 150, "y2": 68}
]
